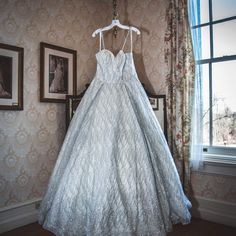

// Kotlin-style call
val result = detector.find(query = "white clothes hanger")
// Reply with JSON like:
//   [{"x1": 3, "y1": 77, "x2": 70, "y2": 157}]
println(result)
[
  {"x1": 92, "y1": 0, "x2": 140, "y2": 38},
  {"x1": 92, "y1": 19, "x2": 141, "y2": 37}
]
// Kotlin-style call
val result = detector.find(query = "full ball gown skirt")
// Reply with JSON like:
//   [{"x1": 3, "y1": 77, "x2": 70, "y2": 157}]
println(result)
[{"x1": 38, "y1": 49, "x2": 191, "y2": 236}]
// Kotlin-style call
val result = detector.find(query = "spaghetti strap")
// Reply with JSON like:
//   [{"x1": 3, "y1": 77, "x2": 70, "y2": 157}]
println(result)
[
  {"x1": 121, "y1": 28, "x2": 133, "y2": 52},
  {"x1": 130, "y1": 28, "x2": 132, "y2": 52},
  {"x1": 121, "y1": 29, "x2": 130, "y2": 51},
  {"x1": 99, "y1": 32, "x2": 105, "y2": 51}
]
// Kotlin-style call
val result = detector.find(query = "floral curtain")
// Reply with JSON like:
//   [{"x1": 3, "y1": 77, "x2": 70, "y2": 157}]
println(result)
[{"x1": 164, "y1": 0, "x2": 195, "y2": 195}]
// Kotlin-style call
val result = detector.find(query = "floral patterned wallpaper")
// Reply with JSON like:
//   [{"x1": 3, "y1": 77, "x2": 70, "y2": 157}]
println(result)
[
  {"x1": 0, "y1": 0, "x2": 235, "y2": 209},
  {"x1": 191, "y1": 171, "x2": 236, "y2": 204}
]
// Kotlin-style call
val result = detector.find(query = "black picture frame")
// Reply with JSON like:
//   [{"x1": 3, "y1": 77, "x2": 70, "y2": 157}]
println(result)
[
  {"x1": 65, "y1": 84, "x2": 89, "y2": 129},
  {"x1": 40, "y1": 42, "x2": 77, "y2": 103},
  {"x1": 0, "y1": 43, "x2": 24, "y2": 110},
  {"x1": 146, "y1": 92, "x2": 167, "y2": 140}
]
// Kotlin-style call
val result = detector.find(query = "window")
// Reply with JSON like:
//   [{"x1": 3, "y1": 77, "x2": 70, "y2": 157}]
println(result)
[{"x1": 191, "y1": 0, "x2": 236, "y2": 157}]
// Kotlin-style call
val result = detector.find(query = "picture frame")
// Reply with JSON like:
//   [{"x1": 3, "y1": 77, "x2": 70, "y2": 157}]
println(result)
[
  {"x1": 65, "y1": 85, "x2": 167, "y2": 139},
  {"x1": 146, "y1": 92, "x2": 167, "y2": 140},
  {"x1": 65, "y1": 95, "x2": 83, "y2": 129},
  {"x1": 40, "y1": 42, "x2": 77, "y2": 102},
  {"x1": 0, "y1": 43, "x2": 24, "y2": 110},
  {"x1": 65, "y1": 84, "x2": 89, "y2": 129},
  {"x1": 149, "y1": 97, "x2": 159, "y2": 110}
]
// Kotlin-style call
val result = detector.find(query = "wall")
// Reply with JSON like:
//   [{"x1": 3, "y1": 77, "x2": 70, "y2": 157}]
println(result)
[
  {"x1": 191, "y1": 170, "x2": 236, "y2": 203},
  {"x1": 0, "y1": 0, "x2": 235, "y2": 221}
]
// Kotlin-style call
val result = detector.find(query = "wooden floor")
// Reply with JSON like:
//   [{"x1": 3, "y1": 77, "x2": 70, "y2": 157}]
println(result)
[{"x1": 1, "y1": 218, "x2": 236, "y2": 236}]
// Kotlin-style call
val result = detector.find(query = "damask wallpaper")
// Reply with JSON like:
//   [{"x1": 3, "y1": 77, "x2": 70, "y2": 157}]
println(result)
[
  {"x1": 0, "y1": 0, "x2": 235, "y2": 209},
  {"x1": 191, "y1": 171, "x2": 236, "y2": 203}
]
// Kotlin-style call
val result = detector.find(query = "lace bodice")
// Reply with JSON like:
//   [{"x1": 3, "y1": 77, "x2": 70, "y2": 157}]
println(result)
[{"x1": 95, "y1": 30, "x2": 136, "y2": 83}]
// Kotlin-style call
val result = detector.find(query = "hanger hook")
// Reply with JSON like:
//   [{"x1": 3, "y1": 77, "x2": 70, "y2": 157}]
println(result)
[
  {"x1": 113, "y1": 0, "x2": 118, "y2": 20},
  {"x1": 113, "y1": 0, "x2": 118, "y2": 38}
]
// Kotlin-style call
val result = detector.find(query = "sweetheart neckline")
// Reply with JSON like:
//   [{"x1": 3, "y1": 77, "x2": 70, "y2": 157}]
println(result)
[{"x1": 96, "y1": 49, "x2": 132, "y2": 59}]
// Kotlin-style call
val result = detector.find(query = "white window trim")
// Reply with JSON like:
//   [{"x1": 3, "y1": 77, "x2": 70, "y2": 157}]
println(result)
[{"x1": 198, "y1": 152, "x2": 236, "y2": 176}]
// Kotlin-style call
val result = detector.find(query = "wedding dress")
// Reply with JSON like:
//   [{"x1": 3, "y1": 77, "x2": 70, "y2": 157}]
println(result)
[
  {"x1": 38, "y1": 29, "x2": 191, "y2": 236},
  {"x1": 50, "y1": 60, "x2": 65, "y2": 93}
]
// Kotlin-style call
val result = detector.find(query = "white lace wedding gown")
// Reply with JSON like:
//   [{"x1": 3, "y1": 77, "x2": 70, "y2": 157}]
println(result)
[{"x1": 38, "y1": 29, "x2": 191, "y2": 236}]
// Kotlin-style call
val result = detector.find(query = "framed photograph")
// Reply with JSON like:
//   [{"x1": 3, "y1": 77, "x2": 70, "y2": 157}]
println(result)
[
  {"x1": 65, "y1": 84, "x2": 89, "y2": 129},
  {"x1": 149, "y1": 97, "x2": 159, "y2": 110},
  {"x1": 147, "y1": 93, "x2": 167, "y2": 140},
  {"x1": 65, "y1": 95, "x2": 83, "y2": 129},
  {"x1": 0, "y1": 43, "x2": 23, "y2": 110},
  {"x1": 40, "y1": 42, "x2": 77, "y2": 102}
]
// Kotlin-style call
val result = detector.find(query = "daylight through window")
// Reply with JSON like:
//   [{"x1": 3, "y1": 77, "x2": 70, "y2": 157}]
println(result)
[{"x1": 192, "y1": 0, "x2": 236, "y2": 150}]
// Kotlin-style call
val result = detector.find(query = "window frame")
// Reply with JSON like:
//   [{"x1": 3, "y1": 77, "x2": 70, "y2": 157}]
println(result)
[{"x1": 191, "y1": 0, "x2": 236, "y2": 159}]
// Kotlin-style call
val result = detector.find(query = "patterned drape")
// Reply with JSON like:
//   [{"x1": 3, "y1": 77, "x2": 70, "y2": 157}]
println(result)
[{"x1": 164, "y1": 0, "x2": 195, "y2": 195}]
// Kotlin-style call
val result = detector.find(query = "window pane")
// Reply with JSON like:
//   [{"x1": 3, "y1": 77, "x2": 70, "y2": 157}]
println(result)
[
  {"x1": 212, "y1": 0, "x2": 236, "y2": 21},
  {"x1": 213, "y1": 20, "x2": 236, "y2": 57},
  {"x1": 201, "y1": 64, "x2": 210, "y2": 145},
  {"x1": 200, "y1": 0, "x2": 209, "y2": 24},
  {"x1": 212, "y1": 60, "x2": 236, "y2": 147},
  {"x1": 201, "y1": 26, "x2": 210, "y2": 59},
  {"x1": 193, "y1": 26, "x2": 210, "y2": 59}
]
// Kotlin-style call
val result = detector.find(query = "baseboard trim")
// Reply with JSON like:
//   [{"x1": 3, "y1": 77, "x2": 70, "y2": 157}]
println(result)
[
  {"x1": 0, "y1": 198, "x2": 42, "y2": 234},
  {"x1": 191, "y1": 196, "x2": 236, "y2": 227}
]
